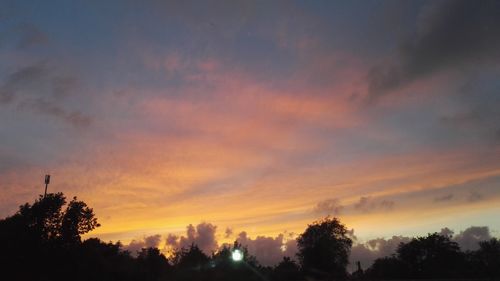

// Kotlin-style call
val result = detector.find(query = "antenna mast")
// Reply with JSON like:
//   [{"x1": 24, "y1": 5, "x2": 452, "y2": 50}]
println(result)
[{"x1": 44, "y1": 174, "x2": 51, "y2": 197}]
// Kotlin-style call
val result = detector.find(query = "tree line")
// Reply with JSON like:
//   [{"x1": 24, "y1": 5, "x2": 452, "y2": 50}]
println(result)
[{"x1": 0, "y1": 193, "x2": 498, "y2": 281}]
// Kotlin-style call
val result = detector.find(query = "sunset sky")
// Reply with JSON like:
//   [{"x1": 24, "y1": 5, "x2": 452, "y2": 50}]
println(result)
[{"x1": 1, "y1": 0, "x2": 499, "y2": 263}]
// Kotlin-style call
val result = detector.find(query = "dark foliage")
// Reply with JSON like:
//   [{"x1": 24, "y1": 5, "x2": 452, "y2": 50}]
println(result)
[
  {"x1": 467, "y1": 238, "x2": 500, "y2": 278},
  {"x1": 297, "y1": 216, "x2": 353, "y2": 279},
  {"x1": 397, "y1": 233, "x2": 464, "y2": 278},
  {"x1": 367, "y1": 256, "x2": 408, "y2": 279},
  {"x1": 365, "y1": 233, "x2": 500, "y2": 280},
  {"x1": 272, "y1": 256, "x2": 303, "y2": 281}
]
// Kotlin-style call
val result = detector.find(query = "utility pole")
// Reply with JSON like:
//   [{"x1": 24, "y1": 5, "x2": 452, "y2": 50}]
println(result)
[{"x1": 44, "y1": 174, "x2": 50, "y2": 197}]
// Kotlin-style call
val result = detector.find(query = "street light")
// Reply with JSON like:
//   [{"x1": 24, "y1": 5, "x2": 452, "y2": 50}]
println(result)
[{"x1": 231, "y1": 249, "x2": 243, "y2": 262}]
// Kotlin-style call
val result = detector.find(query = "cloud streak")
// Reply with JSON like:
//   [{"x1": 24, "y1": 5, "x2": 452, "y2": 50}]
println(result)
[{"x1": 354, "y1": 197, "x2": 395, "y2": 213}]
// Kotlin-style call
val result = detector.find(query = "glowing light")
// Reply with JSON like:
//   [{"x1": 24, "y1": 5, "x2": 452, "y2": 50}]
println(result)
[{"x1": 231, "y1": 249, "x2": 243, "y2": 262}]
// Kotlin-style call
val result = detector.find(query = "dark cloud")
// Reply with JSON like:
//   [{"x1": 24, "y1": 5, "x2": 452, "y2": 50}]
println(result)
[
  {"x1": 0, "y1": 63, "x2": 91, "y2": 128},
  {"x1": 52, "y1": 76, "x2": 79, "y2": 98},
  {"x1": 313, "y1": 196, "x2": 395, "y2": 216},
  {"x1": 467, "y1": 191, "x2": 483, "y2": 203},
  {"x1": 434, "y1": 193, "x2": 454, "y2": 202},
  {"x1": 440, "y1": 76, "x2": 500, "y2": 142},
  {"x1": 17, "y1": 98, "x2": 91, "y2": 128},
  {"x1": 354, "y1": 197, "x2": 372, "y2": 212},
  {"x1": 442, "y1": 109, "x2": 488, "y2": 128},
  {"x1": 15, "y1": 23, "x2": 48, "y2": 49},
  {"x1": 354, "y1": 196, "x2": 395, "y2": 213},
  {"x1": 166, "y1": 222, "x2": 218, "y2": 255},
  {"x1": 124, "y1": 234, "x2": 162, "y2": 256},
  {"x1": 439, "y1": 227, "x2": 454, "y2": 237},
  {"x1": 314, "y1": 198, "x2": 344, "y2": 216},
  {"x1": 454, "y1": 226, "x2": 491, "y2": 251},
  {"x1": 0, "y1": 64, "x2": 46, "y2": 104},
  {"x1": 367, "y1": 0, "x2": 500, "y2": 100},
  {"x1": 379, "y1": 200, "x2": 395, "y2": 210}
]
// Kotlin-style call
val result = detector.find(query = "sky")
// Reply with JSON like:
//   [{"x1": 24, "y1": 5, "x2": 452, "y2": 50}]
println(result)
[{"x1": 1, "y1": 0, "x2": 500, "y2": 267}]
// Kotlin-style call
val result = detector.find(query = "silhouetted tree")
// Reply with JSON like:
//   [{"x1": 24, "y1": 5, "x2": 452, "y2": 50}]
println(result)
[
  {"x1": 0, "y1": 193, "x2": 102, "y2": 281},
  {"x1": 18, "y1": 192, "x2": 67, "y2": 242},
  {"x1": 208, "y1": 241, "x2": 264, "y2": 281},
  {"x1": 174, "y1": 243, "x2": 210, "y2": 270},
  {"x1": 471, "y1": 238, "x2": 500, "y2": 278},
  {"x1": 211, "y1": 244, "x2": 232, "y2": 268},
  {"x1": 396, "y1": 233, "x2": 464, "y2": 278},
  {"x1": 366, "y1": 256, "x2": 408, "y2": 279},
  {"x1": 272, "y1": 256, "x2": 302, "y2": 281},
  {"x1": 297, "y1": 217, "x2": 352, "y2": 279},
  {"x1": 137, "y1": 247, "x2": 171, "y2": 281},
  {"x1": 61, "y1": 196, "x2": 100, "y2": 244},
  {"x1": 76, "y1": 238, "x2": 140, "y2": 281}
]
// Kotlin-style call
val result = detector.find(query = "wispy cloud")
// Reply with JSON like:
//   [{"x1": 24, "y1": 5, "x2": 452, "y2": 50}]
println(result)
[
  {"x1": 354, "y1": 196, "x2": 395, "y2": 213},
  {"x1": 0, "y1": 63, "x2": 90, "y2": 128},
  {"x1": 434, "y1": 194, "x2": 454, "y2": 202},
  {"x1": 314, "y1": 198, "x2": 344, "y2": 216}
]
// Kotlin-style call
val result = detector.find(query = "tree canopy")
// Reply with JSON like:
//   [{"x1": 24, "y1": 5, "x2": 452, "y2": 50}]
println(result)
[{"x1": 296, "y1": 216, "x2": 353, "y2": 279}]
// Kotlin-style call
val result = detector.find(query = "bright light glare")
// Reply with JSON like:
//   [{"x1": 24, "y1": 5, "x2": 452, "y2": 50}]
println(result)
[{"x1": 231, "y1": 249, "x2": 243, "y2": 262}]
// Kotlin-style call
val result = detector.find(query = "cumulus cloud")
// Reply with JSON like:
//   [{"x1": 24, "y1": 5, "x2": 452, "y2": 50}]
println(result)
[
  {"x1": 439, "y1": 227, "x2": 454, "y2": 237},
  {"x1": 237, "y1": 231, "x2": 296, "y2": 266},
  {"x1": 314, "y1": 198, "x2": 344, "y2": 216},
  {"x1": 283, "y1": 236, "x2": 298, "y2": 260},
  {"x1": 367, "y1": 0, "x2": 500, "y2": 100},
  {"x1": 163, "y1": 223, "x2": 295, "y2": 265},
  {"x1": 350, "y1": 235, "x2": 411, "y2": 270},
  {"x1": 454, "y1": 226, "x2": 491, "y2": 251},
  {"x1": 165, "y1": 222, "x2": 218, "y2": 255},
  {"x1": 123, "y1": 234, "x2": 162, "y2": 256}
]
